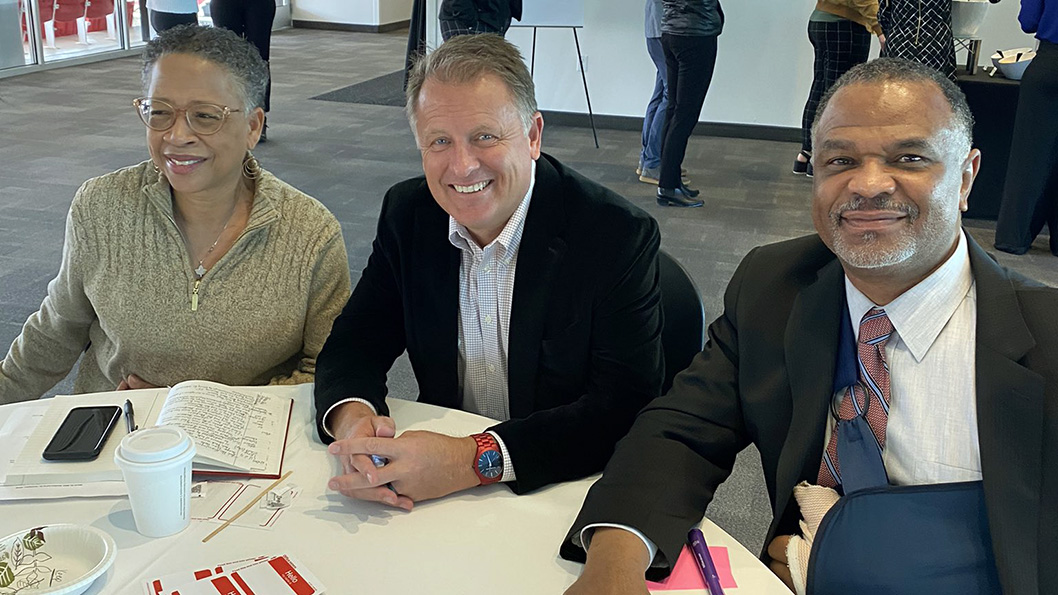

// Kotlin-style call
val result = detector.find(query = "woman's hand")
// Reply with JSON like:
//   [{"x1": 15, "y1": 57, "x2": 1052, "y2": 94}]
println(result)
[{"x1": 116, "y1": 374, "x2": 160, "y2": 390}]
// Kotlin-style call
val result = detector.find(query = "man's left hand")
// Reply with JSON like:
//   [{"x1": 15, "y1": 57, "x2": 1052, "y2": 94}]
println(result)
[
  {"x1": 766, "y1": 535, "x2": 795, "y2": 590},
  {"x1": 327, "y1": 430, "x2": 480, "y2": 507}
]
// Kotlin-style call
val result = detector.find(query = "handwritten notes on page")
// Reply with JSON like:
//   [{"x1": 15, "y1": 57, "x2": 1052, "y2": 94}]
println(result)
[{"x1": 156, "y1": 381, "x2": 292, "y2": 477}]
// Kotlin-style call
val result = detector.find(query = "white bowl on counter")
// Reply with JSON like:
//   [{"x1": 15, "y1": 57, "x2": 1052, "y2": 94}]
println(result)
[
  {"x1": 997, "y1": 51, "x2": 1036, "y2": 81},
  {"x1": 991, "y1": 47, "x2": 1034, "y2": 71}
]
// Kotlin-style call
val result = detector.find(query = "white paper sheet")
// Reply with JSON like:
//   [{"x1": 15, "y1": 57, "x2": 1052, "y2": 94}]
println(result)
[
  {"x1": 190, "y1": 480, "x2": 297, "y2": 530},
  {"x1": 5, "y1": 389, "x2": 168, "y2": 486},
  {"x1": 0, "y1": 403, "x2": 130, "y2": 500}
]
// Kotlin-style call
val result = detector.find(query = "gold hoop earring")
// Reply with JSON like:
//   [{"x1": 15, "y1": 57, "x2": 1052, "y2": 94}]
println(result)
[{"x1": 242, "y1": 152, "x2": 261, "y2": 180}]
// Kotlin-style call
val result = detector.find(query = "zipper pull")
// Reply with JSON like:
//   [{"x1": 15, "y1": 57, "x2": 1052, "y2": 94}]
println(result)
[{"x1": 191, "y1": 279, "x2": 201, "y2": 312}]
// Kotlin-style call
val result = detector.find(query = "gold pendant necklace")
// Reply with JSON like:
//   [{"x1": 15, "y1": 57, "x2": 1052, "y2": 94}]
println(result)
[
  {"x1": 175, "y1": 193, "x2": 242, "y2": 281},
  {"x1": 193, "y1": 225, "x2": 230, "y2": 279}
]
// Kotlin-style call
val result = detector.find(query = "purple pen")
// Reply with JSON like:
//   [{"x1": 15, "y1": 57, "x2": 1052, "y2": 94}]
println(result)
[{"x1": 688, "y1": 528, "x2": 726, "y2": 595}]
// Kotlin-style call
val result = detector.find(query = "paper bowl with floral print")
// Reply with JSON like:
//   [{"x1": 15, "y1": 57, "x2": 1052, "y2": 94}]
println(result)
[{"x1": 0, "y1": 525, "x2": 116, "y2": 594}]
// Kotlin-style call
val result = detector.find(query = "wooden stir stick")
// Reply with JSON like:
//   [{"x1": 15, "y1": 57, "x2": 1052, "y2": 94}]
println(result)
[{"x1": 202, "y1": 470, "x2": 294, "y2": 543}]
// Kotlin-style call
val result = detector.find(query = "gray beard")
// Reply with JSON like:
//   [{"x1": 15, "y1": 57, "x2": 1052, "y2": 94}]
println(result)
[
  {"x1": 827, "y1": 195, "x2": 922, "y2": 269},
  {"x1": 830, "y1": 229, "x2": 918, "y2": 269},
  {"x1": 828, "y1": 198, "x2": 957, "y2": 271}
]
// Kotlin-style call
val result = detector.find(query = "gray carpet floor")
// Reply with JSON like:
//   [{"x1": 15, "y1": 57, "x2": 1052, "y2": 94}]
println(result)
[
  {"x1": 0, "y1": 27, "x2": 1055, "y2": 556},
  {"x1": 311, "y1": 69, "x2": 406, "y2": 106}
]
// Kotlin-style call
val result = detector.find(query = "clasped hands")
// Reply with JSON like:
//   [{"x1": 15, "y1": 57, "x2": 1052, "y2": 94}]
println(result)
[{"x1": 326, "y1": 402, "x2": 481, "y2": 511}]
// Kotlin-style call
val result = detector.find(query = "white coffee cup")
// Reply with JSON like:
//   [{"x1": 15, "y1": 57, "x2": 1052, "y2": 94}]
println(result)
[{"x1": 114, "y1": 426, "x2": 196, "y2": 537}]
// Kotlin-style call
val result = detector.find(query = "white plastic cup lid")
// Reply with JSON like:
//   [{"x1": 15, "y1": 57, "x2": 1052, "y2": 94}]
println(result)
[{"x1": 117, "y1": 426, "x2": 193, "y2": 464}]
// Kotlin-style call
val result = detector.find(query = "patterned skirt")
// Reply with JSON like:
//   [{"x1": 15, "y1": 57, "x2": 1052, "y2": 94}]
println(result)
[{"x1": 878, "y1": 0, "x2": 957, "y2": 81}]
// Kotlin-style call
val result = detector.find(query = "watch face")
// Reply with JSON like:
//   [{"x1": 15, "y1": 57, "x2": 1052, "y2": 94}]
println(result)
[{"x1": 477, "y1": 450, "x2": 502, "y2": 479}]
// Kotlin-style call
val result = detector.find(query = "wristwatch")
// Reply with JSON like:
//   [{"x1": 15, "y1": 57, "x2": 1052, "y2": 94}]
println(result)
[{"x1": 471, "y1": 433, "x2": 503, "y2": 485}]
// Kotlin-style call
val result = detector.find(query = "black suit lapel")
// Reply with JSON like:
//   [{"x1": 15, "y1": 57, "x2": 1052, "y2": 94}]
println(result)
[
  {"x1": 769, "y1": 258, "x2": 846, "y2": 539},
  {"x1": 508, "y1": 157, "x2": 568, "y2": 419},
  {"x1": 968, "y1": 237, "x2": 1044, "y2": 595},
  {"x1": 411, "y1": 198, "x2": 462, "y2": 409}
]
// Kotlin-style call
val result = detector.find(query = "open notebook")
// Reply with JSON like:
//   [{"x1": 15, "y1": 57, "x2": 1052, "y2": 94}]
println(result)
[{"x1": 5, "y1": 381, "x2": 293, "y2": 486}]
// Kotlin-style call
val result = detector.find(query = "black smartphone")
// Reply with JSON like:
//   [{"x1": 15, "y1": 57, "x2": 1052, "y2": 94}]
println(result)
[{"x1": 42, "y1": 405, "x2": 122, "y2": 461}]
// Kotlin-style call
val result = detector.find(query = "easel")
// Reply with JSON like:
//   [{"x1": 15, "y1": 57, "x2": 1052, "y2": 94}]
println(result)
[{"x1": 513, "y1": 24, "x2": 598, "y2": 149}]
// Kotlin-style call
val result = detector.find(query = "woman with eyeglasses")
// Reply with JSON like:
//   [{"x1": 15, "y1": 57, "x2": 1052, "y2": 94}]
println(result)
[{"x1": 0, "y1": 25, "x2": 350, "y2": 404}]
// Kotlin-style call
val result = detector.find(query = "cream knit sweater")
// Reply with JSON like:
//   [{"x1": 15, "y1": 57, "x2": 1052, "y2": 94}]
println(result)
[{"x1": 0, "y1": 161, "x2": 351, "y2": 403}]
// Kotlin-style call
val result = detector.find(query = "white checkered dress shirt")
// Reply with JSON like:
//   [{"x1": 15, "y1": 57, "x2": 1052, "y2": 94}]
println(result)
[{"x1": 448, "y1": 161, "x2": 536, "y2": 482}]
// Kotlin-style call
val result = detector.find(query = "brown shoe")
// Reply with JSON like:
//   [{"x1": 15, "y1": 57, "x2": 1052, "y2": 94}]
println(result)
[{"x1": 639, "y1": 167, "x2": 660, "y2": 185}]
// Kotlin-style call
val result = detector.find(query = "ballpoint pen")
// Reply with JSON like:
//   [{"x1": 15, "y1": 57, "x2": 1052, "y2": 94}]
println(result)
[
  {"x1": 688, "y1": 528, "x2": 726, "y2": 594},
  {"x1": 123, "y1": 399, "x2": 138, "y2": 433},
  {"x1": 370, "y1": 454, "x2": 399, "y2": 494}
]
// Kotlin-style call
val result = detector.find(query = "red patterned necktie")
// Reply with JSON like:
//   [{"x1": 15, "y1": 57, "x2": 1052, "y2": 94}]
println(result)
[{"x1": 818, "y1": 307, "x2": 894, "y2": 488}]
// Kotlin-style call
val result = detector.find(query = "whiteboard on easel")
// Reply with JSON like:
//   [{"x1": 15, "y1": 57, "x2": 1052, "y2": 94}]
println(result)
[{"x1": 515, "y1": 0, "x2": 585, "y2": 28}]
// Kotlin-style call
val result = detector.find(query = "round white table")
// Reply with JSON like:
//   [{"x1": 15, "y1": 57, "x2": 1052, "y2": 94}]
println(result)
[{"x1": 0, "y1": 384, "x2": 792, "y2": 594}]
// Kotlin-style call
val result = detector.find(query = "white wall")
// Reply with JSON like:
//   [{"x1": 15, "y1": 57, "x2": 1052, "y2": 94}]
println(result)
[
  {"x1": 495, "y1": 0, "x2": 1036, "y2": 128},
  {"x1": 293, "y1": 0, "x2": 412, "y2": 26}
]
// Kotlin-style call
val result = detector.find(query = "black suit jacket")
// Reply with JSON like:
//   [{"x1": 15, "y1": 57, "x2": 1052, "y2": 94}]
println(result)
[
  {"x1": 562, "y1": 233, "x2": 1057, "y2": 594},
  {"x1": 315, "y1": 154, "x2": 664, "y2": 494}
]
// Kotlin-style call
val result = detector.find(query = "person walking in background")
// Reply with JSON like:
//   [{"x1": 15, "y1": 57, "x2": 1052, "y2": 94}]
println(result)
[
  {"x1": 878, "y1": 0, "x2": 956, "y2": 80},
  {"x1": 146, "y1": 0, "x2": 197, "y2": 33},
  {"x1": 439, "y1": 0, "x2": 522, "y2": 40},
  {"x1": 210, "y1": 0, "x2": 277, "y2": 141},
  {"x1": 654, "y1": 0, "x2": 723, "y2": 208},
  {"x1": 994, "y1": 0, "x2": 1058, "y2": 256},
  {"x1": 637, "y1": 0, "x2": 668, "y2": 185},
  {"x1": 794, "y1": 0, "x2": 880, "y2": 177}
]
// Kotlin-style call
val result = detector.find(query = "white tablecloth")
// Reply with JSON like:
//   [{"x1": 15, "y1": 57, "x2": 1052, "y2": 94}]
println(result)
[{"x1": 0, "y1": 384, "x2": 791, "y2": 594}]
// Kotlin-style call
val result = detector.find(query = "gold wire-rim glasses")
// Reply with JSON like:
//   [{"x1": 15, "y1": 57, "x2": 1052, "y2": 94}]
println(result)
[{"x1": 132, "y1": 97, "x2": 242, "y2": 136}]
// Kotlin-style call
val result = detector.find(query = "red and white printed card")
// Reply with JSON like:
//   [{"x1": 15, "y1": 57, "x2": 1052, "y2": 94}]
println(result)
[
  {"x1": 146, "y1": 555, "x2": 325, "y2": 595},
  {"x1": 143, "y1": 557, "x2": 271, "y2": 595}
]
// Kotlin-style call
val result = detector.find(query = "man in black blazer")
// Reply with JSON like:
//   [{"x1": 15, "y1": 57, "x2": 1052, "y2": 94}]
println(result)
[
  {"x1": 562, "y1": 59, "x2": 1056, "y2": 594},
  {"x1": 316, "y1": 34, "x2": 663, "y2": 510}
]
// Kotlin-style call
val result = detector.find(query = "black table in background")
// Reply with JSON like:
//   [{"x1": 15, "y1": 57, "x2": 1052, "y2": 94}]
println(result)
[{"x1": 957, "y1": 71, "x2": 1021, "y2": 220}]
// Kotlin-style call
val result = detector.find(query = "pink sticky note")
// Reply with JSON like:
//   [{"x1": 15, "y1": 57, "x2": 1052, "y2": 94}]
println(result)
[{"x1": 646, "y1": 544, "x2": 738, "y2": 592}]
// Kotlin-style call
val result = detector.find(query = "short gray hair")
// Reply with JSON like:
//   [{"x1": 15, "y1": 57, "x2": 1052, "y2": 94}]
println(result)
[
  {"x1": 812, "y1": 57, "x2": 974, "y2": 150},
  {"x1": 141, "y1": 24, "x2": 269, "y2": 112},
  {"x1": 405, "y1": 34, "x2": 538, "y2": 135}
]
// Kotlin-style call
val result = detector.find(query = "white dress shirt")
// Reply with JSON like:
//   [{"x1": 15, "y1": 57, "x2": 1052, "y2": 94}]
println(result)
[{"x1": 581, "y1": 230, "x2": 981, "y2": 568}]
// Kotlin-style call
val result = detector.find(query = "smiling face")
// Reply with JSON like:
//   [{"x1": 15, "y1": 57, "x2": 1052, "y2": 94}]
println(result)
[
  {"x1": 413, "y1": 74, "x2": 543, "y2": 247},
  {"x1": 811, "y1": 80, "x2": 980, "y2": 285},
  {"x1": 145, "y1": 53, "x2": 264, "y2": 200}
]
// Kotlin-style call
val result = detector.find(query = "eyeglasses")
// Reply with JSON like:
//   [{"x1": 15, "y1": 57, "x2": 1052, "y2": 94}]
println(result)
[{"x1": 133, "y1": 97, "x2": 241, "y2": 135}]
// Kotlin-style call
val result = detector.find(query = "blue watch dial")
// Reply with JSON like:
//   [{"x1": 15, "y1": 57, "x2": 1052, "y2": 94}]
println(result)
[{"x1": 477, "y1": 450, "x2": 502, "y2": 479}]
